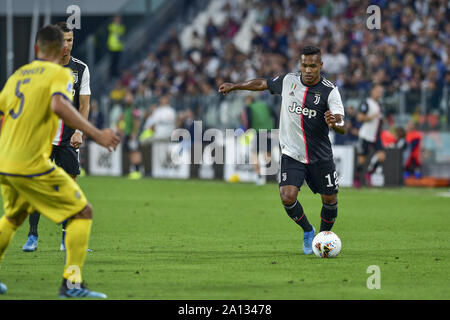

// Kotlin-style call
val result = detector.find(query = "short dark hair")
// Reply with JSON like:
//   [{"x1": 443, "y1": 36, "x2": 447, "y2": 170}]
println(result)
[
  {"x1": 301, "y1": 46, "x2": 321, "y2": 59},
  {"x1": 370, "y1": 83, "x2": 383, "y2": 92},
  {"x1": 35, "y1": 24, "x2": 64, "y2": 55},
  {"x1": 55, "y1": 21, "x2": 72, "y2": 33}
]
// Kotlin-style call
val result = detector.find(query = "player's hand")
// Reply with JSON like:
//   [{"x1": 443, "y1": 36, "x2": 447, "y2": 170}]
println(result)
[
  {"x1": 70, "y1": 131, "x2": 83, "y2": 149},
  {"x1": 324, "y1": 111, "x2": 338, "y2": 128},
  {"x1": 218, "y1": 83, "x2": 235, "y2": 95},
  {"x1": 95, "y1": 129, "x2": 121, "y2": 152}
]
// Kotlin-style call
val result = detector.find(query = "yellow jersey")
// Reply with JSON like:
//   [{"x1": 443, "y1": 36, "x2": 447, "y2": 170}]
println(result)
[{"x1": 0, "y1": 59, "x2": 73, "y2": 176}]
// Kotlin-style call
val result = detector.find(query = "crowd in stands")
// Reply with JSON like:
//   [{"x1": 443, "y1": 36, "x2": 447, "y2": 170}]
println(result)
[{"x1": 96, "y1": 0, "x2": 448, "y2": 176}]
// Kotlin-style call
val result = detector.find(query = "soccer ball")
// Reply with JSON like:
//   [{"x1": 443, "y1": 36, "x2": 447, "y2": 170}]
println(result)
[{"x1": 312, "y1": 231, "x2": 342, "y2": 258}]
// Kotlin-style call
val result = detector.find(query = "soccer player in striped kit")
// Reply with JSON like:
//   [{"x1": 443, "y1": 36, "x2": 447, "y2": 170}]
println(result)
[
  {"x1": 22, "y1": 22, "x2": 92, "y2": 252},
  {"x1": 355, "y1": 84, "x2": 386, "y2": 187},
  {"x1": 218, "y1": 46, "x2": 346, "y2": 255}
]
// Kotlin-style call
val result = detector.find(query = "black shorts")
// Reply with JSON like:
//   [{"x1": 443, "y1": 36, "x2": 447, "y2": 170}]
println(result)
[
  {"x1": 357, "y1": 138, "x2": 383, "y2": 156},
  {"x1": 279, "y1": 154, "x2": 339, "y2": 195},
  {"x1": 254, "y1": 132, "x2": 272, "y2": 154},
  {"x1": 50, "y1": 145, "x2": 80, "y2": 176},
  {"x1": 124, "y1": 135, "x2": 140, "y2": 153}
]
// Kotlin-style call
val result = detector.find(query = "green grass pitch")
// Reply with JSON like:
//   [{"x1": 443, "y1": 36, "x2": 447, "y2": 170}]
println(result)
[{"x1": 0, "y1": 176, "x2": 449, "y2": 300}]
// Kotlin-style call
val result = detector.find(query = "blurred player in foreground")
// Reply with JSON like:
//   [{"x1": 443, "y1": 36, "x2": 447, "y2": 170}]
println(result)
[
  {"x1": 0, "y1": 25, "x2": 119, "y2": 298},
  {"x1": 219, "y1": 46, "x2": 346, "y2": 255},
  {"x1": 22, "y1": 22, "x2": 92, "y2": 252}
]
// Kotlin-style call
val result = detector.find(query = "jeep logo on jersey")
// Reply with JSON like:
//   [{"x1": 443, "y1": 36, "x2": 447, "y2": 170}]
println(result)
[{"x1": 288, "y1": 102, "x2": 317, "y2": 118}]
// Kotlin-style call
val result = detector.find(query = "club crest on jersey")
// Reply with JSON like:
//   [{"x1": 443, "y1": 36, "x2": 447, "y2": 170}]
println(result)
[
  {"x1": 72, "y1": 71, "x2": 78, "y2": 84},
  {"x1": 288, "y1": 102, "x2": 317, "y2": 118},
  {"x1": 314, "y1": 92, "x2": 321, "y2": 105}
]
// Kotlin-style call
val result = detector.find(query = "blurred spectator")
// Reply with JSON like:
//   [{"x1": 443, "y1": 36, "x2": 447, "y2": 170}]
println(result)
[
  {"x1": 177, "y1": 108, "x2": 195, "y2": 143},
  {"x1": 110, "y1": 80, "x2": 127, "y2": 103},
  {"x1": 221, "y1": 17, "x2": 240, "y2": 39},
  {"x1": 120, "y1": 69, "x2": 135, "y2": 89},
  {"x1": 134, "y1": 83, "x2": 153, "y2": 110},
  {"x1": 334, "y1": 105, "x2": 360, "y2": 145},
  {"x1": 380, "y1": 129, "x2": 397, "y2": 147},
  {"x1": 404, "y1": 121, "x2": 423, "y2": 178},
  {"x1": 107, "y1": 15, "x2": 126, "y2": 77},
  {"x1": 205, "y1": 18, "x2": 219, "y2": 41},
  {"x1": 189, "y1": 31, "x2": 204, "y2": 53},
  {"x1": 142, "y1": 95, "x2": 176, "y2": 140},
  {"x1": 88, "y1": 99, "x2": 104, "y2": 130},
  {"x1": 119, "y1": 91, "x2": 143, "y2": 179},
  {"x1": 107, "y1": 0, "x2": 448, "y2": 136},
  {"x1": 346, "y1": 105, "x2": 361, "y2": 143},
  {"x1": 322, "y1": 44, "x2": 349, "y2": 76}
]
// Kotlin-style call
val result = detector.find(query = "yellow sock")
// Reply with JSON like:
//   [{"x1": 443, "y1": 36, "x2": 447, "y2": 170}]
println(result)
[
  {"x1": 63, "y1": 218, "x2": 92, "y2": 283},
  {"x1": 0, "y1": 215, "x2": 19, "y2": 264}
]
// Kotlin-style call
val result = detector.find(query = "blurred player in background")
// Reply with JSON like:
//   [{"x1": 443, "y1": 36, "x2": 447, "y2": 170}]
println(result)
[
  {"x1": 0, "y1": 25, "x2": 119, "y2": 297},
  {"x1": 22, "y1": 22, "x2": 92, "y2": 252},
  {"x1": 121, "y1": 90, "x2": 144, "y2": 179},
  {"x1": 240, "y1": 95, "x2": 276, "y2": 185},
  {"x1": 219, "y1": 46, "x2": 346, "y2": 255},
  {"x1": 404, "y1": 121, "x2": 423, "y2": 178},
  {"x1": 107, "y1": 15, "x2": 125, "y2": 78},
  {"x1": 355, "y1": 84, "x2": 386, "y2": 187}
]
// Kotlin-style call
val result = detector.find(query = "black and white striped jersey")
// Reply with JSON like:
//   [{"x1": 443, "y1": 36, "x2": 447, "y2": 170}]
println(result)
[
  {"x1": 267, "y1": 73, "x2": 345, "y2": 164},
  {"x1": 358, "y1": 97, "x2": 382, "y2": 143},
  {"x1": 53, "y1": 56, "x2": 91, "y2": 147}
]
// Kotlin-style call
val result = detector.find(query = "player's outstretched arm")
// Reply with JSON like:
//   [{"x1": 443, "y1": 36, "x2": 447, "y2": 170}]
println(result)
[
  {"x1": 218, "y1": 79, "x2": 268, "y2": 95},
  {"x1": 51, "y1": 94, "x2": 120, "y2": 151}
]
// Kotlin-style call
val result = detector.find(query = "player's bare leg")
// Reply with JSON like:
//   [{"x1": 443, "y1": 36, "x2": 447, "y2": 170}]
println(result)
[
  {"x1": 128, "y1": 150, "x2": 143, "y2": 179},
  {"x1": 0, "y1": 210, "x2": 28, "y2": 294},
  {"x1": 280, "y1": 185, "x2": 315, "y2": 254},
  {"x1": 355, "y1": 154, "x2": 367, "y2": 188},
  {"x1": 61, "y1": 174, "x2": 92, "y2": 252},
  {"x1": 366, "y1": 150, "x2": 386, "y2": 181},
  {"x1": 320, "y1": 193, "x2": 338, "y2": 232},
  {"x1": 252, "y1": 152, "x2": 265, "y2": 185},
  {"x1": 255, "y1": 151, "x2": 271, "y2": 185},
  {"x1": 59, "y1": 204, "x2": 106, "y2": 298}
]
